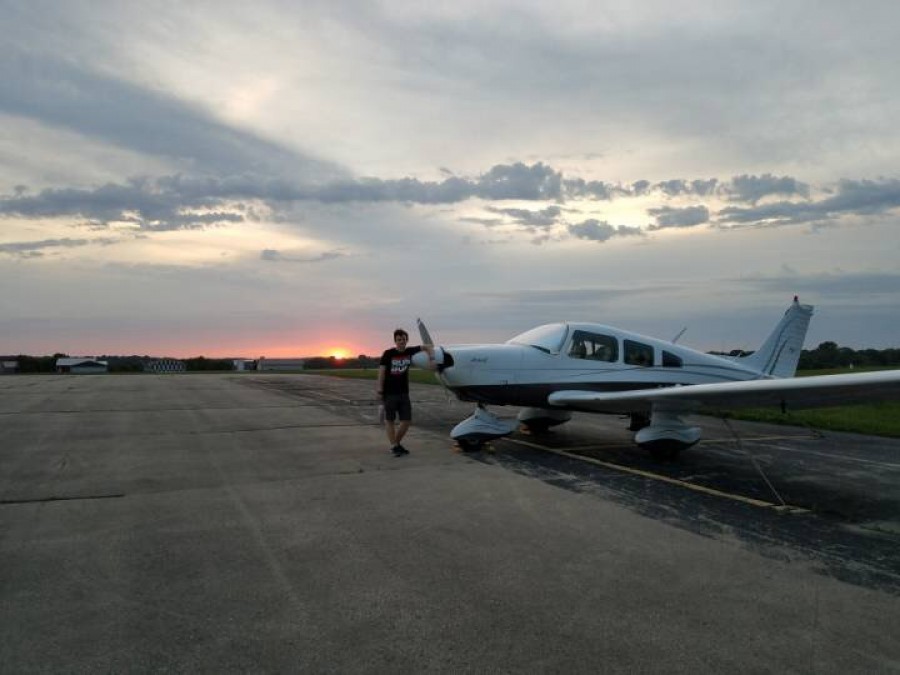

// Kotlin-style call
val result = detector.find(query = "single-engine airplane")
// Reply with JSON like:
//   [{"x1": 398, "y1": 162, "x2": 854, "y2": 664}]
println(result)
[{"x1": 411, "y1": 298, "x2": 900, "y2": 458}]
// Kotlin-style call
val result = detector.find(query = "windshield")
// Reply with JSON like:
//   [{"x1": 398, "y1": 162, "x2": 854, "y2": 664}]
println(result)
[{"x1": 506, "y1": 323, "x2": 568, "y2": 354}]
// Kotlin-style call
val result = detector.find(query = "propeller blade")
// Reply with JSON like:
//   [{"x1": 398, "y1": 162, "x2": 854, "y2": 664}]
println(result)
[
  {"x1": 413, "y1": 318, "x2": 451, "y2": 372},
  {"x1": 417, "y1": 318, "x2": 434, "y2": 346}
]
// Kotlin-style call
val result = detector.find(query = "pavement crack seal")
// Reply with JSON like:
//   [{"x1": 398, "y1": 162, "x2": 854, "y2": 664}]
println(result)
[{"x1": 1, "y1": 493, "x2": 125, "y2": 505}]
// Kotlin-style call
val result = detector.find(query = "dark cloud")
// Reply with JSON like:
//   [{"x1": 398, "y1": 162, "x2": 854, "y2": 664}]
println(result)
[
  {"x1": 3, "y1": 159, "x2": 898, "y2": 237},
  {"x1": 567, "y1": 219, "x2": 644, "y2": 243},
  {"x1": 0, "y1": 178, "x2": 248, "y2": 230},
  {"x1": 563, "y1": 178, "x2": 618, "y2": 200},
  {"x1": 725, "y1": 174, "x2": 810, "y2": 203},
  {"x1": 717, "y1": 178, "x2": 900, "y2": 227},
  {"x1": 484, "y1": 205, "x2": 562, "y2": 228},
  {"x1": 0, "y1": 162, "x2": 564, "y2": 229},
  {"x1": 647, "y1": 205, "x2": 710, "y2": 230},
  {"x1": 306, "y1": 162, "x2": 564, "y2": 204},
  {"x1": 564, "y1": 177, "x2": 720, "y2": 201},
  {"x1": 654, "y1": 178, "x2": 720, "y2": 197}
]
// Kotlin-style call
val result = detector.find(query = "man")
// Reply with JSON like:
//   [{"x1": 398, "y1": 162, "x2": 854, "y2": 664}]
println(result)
[{"x1": 377, "y1": 328, "x2": 433, "y2": 457}]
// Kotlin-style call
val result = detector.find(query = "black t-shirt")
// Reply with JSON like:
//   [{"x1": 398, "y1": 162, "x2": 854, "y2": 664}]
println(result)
[{"x1": 379, "y1": 346, "x2": 423, "y2": 395}]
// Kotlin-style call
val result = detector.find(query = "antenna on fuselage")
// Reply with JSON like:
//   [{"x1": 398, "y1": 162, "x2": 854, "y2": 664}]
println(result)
[{"x1": 671, "y1": 327, "x2": 687, "y2": 343}]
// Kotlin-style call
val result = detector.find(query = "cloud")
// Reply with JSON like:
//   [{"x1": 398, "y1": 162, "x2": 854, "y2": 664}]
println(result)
[
  {"x1": 470, "y1": 286, "x2": 671, "y2": 305},
  {"x1": 736, "y1": 271, "x2": 900, "y2": 298},
  {"x1": 654, "y1": 179, "x2": 720, "y2": 197},
  {"x1": 0, "y1": 237, "x2": 118, "y2": 258},
  {"x1": 725, "y1": 174, "x2": 810, "y2": 203},
  {"x1": 0, "y1": 162, "x2": 564, "y2": 230},
  {"x1": 716, "y1": 178, "x2": 900, "y2": 227},
  {"x1": 260, "y1": 249, "x2": 347, "y2": 263},
  {"x1": 0, "y1": 47, "x2": 346, "y2": 183},
  {"x1": 0, "y1": 177, "x2": 253, "y2": 230},
  {"x1": 563, "y1": 178, "x2": 618, "y2": 200},
  {"x1": 647, "y1": 205, "x2": 710, "y2": 230},
  {"x1": 563, "y1": 177, "x2": 720, "y2": 201},
  {"x1": 3, "y1": 162, "x2": 899, "y2": 242},
  {"x1": 567, "y1": 219, "x2": 644, "y2": 243},
  {"x1": 281, "y1": 162, "x2": 565, "y2": 205},
  {"x1": 484, "y1": 205, "x2": 562, "y2": 228}
]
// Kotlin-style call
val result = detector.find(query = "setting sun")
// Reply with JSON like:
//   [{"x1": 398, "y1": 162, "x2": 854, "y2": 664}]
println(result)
[{"x1": 328, "y1": 348, "x2": 351, "y2": 359}]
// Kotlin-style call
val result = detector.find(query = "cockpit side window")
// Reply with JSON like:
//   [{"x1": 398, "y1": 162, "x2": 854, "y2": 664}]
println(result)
[
  {"x1": 662, "y1": 350, "x2": 683, "y2": 368},
  {"x1": 568, "y1": 330, "x2": 618, "y2": 362},
  {"x1": 624, "y1": 339, "x2": 654, "y2": 367}
]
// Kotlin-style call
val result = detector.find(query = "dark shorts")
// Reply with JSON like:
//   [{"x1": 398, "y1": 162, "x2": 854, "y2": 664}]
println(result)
[{"x1": 383, "y1": 394, "x2": 412, "y2": 422}]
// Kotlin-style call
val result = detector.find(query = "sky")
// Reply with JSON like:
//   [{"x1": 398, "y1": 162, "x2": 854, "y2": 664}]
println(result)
[{"x1": 1, "y1": 0, "x2": 899, "y2": 358}]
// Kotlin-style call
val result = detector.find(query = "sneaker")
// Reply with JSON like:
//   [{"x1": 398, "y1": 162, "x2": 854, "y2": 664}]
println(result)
[
  {"x1": 396, "y1": 444, "x2": 410, "y2": 455},
  {"x1": 391, "y1": 445, "x2": 405, "y2": 457}
]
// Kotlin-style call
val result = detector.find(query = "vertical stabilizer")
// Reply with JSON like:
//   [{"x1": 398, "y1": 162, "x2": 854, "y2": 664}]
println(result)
[{"x1": 740, "y1": 298, "x2": 814, "y2": 378}]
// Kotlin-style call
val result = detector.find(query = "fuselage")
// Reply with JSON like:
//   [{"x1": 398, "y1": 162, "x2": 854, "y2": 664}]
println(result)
[{"x1": 414, "y1": 322, "x2": 767, "y2": 412}]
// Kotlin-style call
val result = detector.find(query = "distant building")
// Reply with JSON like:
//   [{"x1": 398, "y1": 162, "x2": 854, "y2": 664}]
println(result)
[
  {"x1": 56, "y1": 357, "x2": 108, "y2": 374},
  {"x1": 145, "y1": 358, "x2": 186, "y2": 374},
  {"x1": 232, "y1": 359, "x2": 257, "y2": 371},
  {"x1": 257, "y1": 357, "x2": 305, "y2": 371},
  {"x1": 0, "y1": 357, "x2": 18, "y2": 374}
]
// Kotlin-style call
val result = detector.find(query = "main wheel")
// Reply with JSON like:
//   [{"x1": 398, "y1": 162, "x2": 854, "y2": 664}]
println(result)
[{"x1": 520, "y1": 420, "x2": 552, "y2": 434}]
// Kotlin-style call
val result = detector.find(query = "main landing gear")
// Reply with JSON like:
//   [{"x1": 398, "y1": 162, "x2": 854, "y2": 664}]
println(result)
[
  {"x1": 517, "y1": 407, "x2": 572, "y2": 435},
  {"x1": 634, "y1": 407, "x2": 701, "y2": 460}
]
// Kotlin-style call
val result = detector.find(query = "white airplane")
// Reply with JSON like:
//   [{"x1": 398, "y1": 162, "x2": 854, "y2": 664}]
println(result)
[{"x1": 411, "y1": 298, "x2": 900, "y2": 459}]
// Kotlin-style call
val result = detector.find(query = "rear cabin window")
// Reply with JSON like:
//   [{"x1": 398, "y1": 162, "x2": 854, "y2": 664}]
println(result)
[
  {"x1": 662, "y1": 350, "x2": 683, "y2": 368},
  {"x1": 624, "y1": 340, "x2": 654, "y2": 367},
  {"x1": 568, "y1": 330, "x2": 618, "y2": 362}
]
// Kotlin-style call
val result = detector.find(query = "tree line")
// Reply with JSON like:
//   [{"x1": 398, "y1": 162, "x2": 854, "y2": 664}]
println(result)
[
  {"x1": 798, "y1": 342, "x2": 900, "y2": 370},
  {"x1": 7, "y1": 343, "x2": 900, "y2": 374}
]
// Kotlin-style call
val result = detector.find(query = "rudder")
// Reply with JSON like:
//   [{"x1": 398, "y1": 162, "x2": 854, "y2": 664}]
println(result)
[{"x1": 740, "y1": 298, "x2": 814, "y2": 377}]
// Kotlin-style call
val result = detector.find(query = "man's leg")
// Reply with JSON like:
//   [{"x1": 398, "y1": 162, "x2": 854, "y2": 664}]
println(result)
[
  {"x1": 384, "y1": 420, "x2": 398, "y2": 446},
  {"x1": 394, "y1": 396, "x2": 413, "y2": 447},
  {"x1": 383, "y1": 396, "x2": 398, "y2": 445},
  {"x1": 394, "y1": 420, "x2": 411, "y2": 444}
]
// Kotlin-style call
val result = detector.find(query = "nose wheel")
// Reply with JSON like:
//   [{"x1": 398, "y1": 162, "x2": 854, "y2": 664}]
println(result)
[{"x1": 455, "y1": 438, "x2": 489, "y2": 453}]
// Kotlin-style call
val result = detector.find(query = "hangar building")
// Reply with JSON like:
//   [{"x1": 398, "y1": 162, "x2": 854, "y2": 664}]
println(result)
[{"x1": 56, "y1": 358, "x2": 109, "y2": 374}]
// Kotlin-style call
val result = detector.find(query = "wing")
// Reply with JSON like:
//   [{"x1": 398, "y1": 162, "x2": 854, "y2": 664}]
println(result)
[{"x1": 548, "y1": 370, "x2": 900, "y2": 413}]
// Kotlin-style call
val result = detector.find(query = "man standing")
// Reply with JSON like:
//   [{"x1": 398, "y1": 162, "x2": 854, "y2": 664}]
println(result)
[{"x1": 377, "y1": 328, "x2": 433, "y2": 456}]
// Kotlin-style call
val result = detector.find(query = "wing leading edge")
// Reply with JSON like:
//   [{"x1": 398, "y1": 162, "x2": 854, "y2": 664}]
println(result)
[{"x1": 548, "y1": 370, "x2": 900, "y2": 413}]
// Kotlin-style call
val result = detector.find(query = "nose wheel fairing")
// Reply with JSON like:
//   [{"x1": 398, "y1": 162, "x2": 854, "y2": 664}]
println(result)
[{"x1": 450, "y1": 406, "x2": 518, "y2": 448}]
